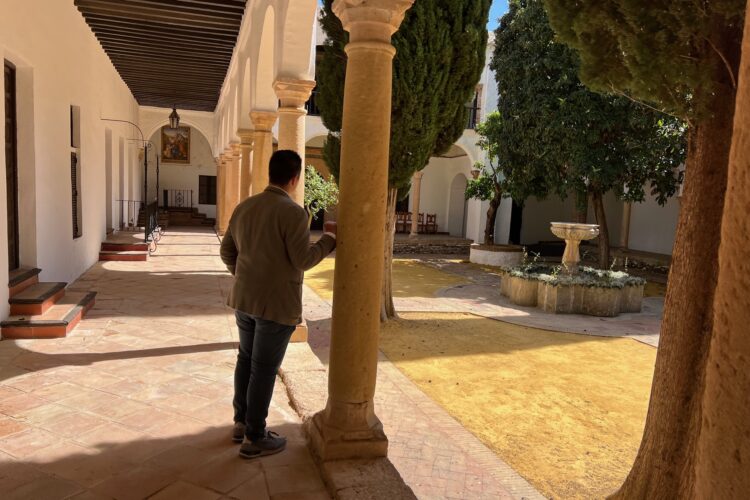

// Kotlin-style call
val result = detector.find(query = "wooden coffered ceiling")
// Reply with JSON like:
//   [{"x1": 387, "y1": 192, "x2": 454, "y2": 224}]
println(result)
[{"x1": 75, "y1": 0, "x2": 247, "y2": 111}]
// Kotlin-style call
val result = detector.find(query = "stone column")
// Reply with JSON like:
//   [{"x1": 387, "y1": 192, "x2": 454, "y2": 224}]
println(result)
[
  {"x1": 238, "y1": 129, "x2": 254, "y2": 201},
  {"x1": 620, "y1": 202, "x2": 632, "y2": 249},
  {"x1": 274, "y1": 78, "x2": 316, "y2": 206},
  {"x1": 309, "y1": 0, "x2": 414, "y2": 461},
  {"x1": 226, "y1": 143, "x2": 241, "y2": 218},
  {"x1": 214, "y1": 156, "x2": 224, "y2": 234},
  {"x1": 250, "y1": 111, "x2": 278, "y2": 195},
  {"x1": 409, "y1": 170, "x2": 424, "y2": 237},
  {"x1": 216, "y1": 154, "x2": 227, "y2": 235}
]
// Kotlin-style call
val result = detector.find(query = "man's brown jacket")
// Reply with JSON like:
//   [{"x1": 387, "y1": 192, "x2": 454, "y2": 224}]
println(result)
[{"x1": 220, "y1": 185, "x2": 335, "y2": 326}]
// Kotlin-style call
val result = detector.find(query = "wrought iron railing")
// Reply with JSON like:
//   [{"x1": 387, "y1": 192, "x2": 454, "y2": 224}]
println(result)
[
  {"x1": 163, "y1": 189, "x2": 193, "y2": 209},
  {"x1": 144, "y1": 200, "x2": 161, "y2": 249},
  {"x1": 117, "y1": 200, "x2": 142, "y2": 231},
  {"x1": 466, "y1": 104, "x2": 480, "y2": 130}
]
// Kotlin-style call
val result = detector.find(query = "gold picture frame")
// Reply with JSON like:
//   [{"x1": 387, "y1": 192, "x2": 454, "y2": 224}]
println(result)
[{"x1": 161, "y1": 126, "x2": 190, "y2": 163}]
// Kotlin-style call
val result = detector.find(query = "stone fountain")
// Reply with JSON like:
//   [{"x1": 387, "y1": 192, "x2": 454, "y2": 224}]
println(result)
[{"x1": 550, "y1": 222, "x2": 600, "y2": 274}]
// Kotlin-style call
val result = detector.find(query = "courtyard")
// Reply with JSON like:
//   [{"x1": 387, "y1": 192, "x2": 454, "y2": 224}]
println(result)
[{"x1": 0, "y1": 227, "x2": 665, "y2": 498}]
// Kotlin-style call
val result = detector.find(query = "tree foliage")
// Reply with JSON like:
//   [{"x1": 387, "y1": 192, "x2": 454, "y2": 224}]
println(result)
[
  {"x1": 542, "y1": 0, "x2": 746, "y2": 122},
  {"x1": 318, "y1": 0, "x2": 491, "y2": 191},
  {"x1": 491, "y1": 0, "x2": 686, "y2": 267},
  {"x1": 303, "y1": 165, "x2": 339, "y2": 227}
]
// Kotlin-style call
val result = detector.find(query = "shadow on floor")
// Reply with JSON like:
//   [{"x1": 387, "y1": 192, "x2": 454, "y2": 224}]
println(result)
[{"x1": 0, "y1": 422, "x2": 329, "y2": 499}]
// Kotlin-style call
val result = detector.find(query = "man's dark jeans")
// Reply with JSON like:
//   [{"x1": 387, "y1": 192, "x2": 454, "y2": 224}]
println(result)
[{"x1": 233, "y1": 311, "x2": 295, "y2": 440}]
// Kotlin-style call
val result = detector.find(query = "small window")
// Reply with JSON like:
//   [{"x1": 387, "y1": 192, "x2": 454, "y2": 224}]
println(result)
[
  {"x1": 199, "y1": 175, "x2": 217, "y2": 205},
  {"x1": 70, "y1": 105, "x2": 82, "y2": 238},
  {"x1": 466, "y1": 86, "x2": 482, "y2": 130}
]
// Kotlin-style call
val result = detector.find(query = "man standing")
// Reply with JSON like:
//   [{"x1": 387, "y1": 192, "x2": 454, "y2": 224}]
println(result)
[{"x1": 220, "y1": 150, "x2": 336, "y2": 459}]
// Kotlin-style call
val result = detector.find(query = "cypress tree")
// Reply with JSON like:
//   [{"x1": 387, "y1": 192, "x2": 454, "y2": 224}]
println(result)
[
  {"x1": 318, "y1": 0, "x2": 491, "y2": 319},
  {"x1": 542, "y1": 0, "x2": 745, "y2": 497}
]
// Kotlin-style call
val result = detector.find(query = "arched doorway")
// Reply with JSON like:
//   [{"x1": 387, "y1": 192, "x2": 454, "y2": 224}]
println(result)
[{"x1": 448, "y1": 173, "x2": 468, "y2": 237}]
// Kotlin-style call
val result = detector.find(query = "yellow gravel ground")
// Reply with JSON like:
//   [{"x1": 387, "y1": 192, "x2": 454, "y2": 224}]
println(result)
[
  {"x1": 305, "y1": 258, "x2": 468, "y2": 300},
  {"x1": 379, "y1": 312, "x2": 656, "y2": 500}
]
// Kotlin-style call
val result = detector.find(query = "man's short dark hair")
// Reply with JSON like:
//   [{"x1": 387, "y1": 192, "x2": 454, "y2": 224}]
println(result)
[{"x1": 269, "y1": 150, "x2": 302, "y2": 186}]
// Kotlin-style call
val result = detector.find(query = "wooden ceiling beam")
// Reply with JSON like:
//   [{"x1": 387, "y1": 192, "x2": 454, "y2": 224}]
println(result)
[
  {"x1": 75, "y1": 1, "x2": 242, "y2": 30},
  {"x1": 85, "y1": 17, "x2": 238, "y2": 41}
]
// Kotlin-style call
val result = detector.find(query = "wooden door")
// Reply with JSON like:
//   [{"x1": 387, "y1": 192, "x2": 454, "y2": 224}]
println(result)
[{"x1": 4, "y1": 62, "x2": 19, "y2": 271}]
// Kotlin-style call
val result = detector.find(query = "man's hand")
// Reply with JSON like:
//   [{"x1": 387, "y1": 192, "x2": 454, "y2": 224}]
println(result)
[{"x1": 323, "y1": 221, "x2": 337, "y2": 236}]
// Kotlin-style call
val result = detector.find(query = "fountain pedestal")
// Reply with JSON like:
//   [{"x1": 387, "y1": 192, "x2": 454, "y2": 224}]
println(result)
[{"x1": 550, "y1": 222, "x2": 600, "y2": 273}]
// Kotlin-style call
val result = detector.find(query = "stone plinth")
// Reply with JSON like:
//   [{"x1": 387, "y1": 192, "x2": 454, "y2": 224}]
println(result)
[{"x1": 470, "y1": 244, "x2": 524, "y2": 268}]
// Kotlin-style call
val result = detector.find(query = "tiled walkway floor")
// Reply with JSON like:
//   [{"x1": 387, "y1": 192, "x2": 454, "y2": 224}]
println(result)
[{"x1": 0, "y1": 228, "x2": 329, "y2": 500}]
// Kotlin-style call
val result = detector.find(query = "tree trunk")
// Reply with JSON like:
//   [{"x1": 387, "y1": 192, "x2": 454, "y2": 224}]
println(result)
[
  {"x1": 591, "y1": 190, "x2": 609, "y2": 269},
  {"x1": 610, "y1": 22, "x2": 741, "y2": 499},
  {"x1": 381, "y1": 186, "x2": 399, "y2": 321},
  {"x1": 484, "y1": 192, "x2": 502, "y2": 245},
  {"x1": 573, "y1": 190, "x2": 588, "y2": 223},
  {"x1": 694, "y1": 12, "x2": 750, "y2": 495}
]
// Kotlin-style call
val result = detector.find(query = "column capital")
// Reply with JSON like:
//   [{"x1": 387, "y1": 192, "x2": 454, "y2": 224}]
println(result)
[
  {"x1": 333, "y1": 0, "x2": 414, "y2": 39},
  {"x1": 412, "y1": 170, "x2": 424, "y2": 181},
  {"x1": 230, "y1": 142, "x2": 241, "y2": 156},
  {"x1": 250, "y1": 110, "x2": 278, "y2": 132},
  {"x1": 237, "y1": 128, "x2": 254, "y2": 145},
  {"x1": 274, "y1": 78, "x2": 316, "y2": 109}
]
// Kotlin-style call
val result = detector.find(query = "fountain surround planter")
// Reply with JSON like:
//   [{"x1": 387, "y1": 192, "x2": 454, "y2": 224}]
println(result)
[
  {"x1": 500, "y1": 265, "x2": 646, "y2": 317},
  {"x1": 470, "y1": 244, "x2": 524, "y2": 268}
]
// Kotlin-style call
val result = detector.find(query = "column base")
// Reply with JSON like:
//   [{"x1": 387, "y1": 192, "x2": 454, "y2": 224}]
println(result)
[
  {"x1": 307, "y1": 405, "x2": 388, "y2": 461},
  {"x1": 291, "y1": 319, "x2": 308, "y2": 343}
]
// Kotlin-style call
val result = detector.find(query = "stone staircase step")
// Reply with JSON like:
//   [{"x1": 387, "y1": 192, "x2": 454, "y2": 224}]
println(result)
[
  {"x1": 9, "y1": 282, "x2": 67, "y2": 316},
  {"x1": 8, "y1": 267, "x2": 42, "y2": 297},
  {"x1": 101, "y1": 242, "x2": 149, "y2": 252},
  {"x1": 1, "y1": 292, "x2": 96, "y2": 339},
  {"x1": 99, "y1": 250, "x2": 149, "y2": 262}
]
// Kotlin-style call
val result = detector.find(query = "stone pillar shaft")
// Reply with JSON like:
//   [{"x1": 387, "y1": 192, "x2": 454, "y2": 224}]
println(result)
[
  {"x1": 250, "y1": 111, "x2": 278, "y2": 196},
  {"x1": 238, "y1": 130, "x2": 254, "y2": 201},
  {"x1": 227, "y1": 144, "x2": 241, "y2": 215},
  {"x1": 275, "y1": 79, "x2": 316, "y2": 206},
  {"x1": 410, "y1": 171, "x2": 424, "y2": 236},
  {"x1": 215, "y1": 156, "x2": 225, "y2": 234},
  {"x1": 310, "y1": 0, "x2": 414, "y2": 461}
]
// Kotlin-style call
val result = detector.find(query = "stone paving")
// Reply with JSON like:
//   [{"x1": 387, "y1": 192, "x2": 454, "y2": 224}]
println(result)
[{"x1": 0, "y1": 228, "x2": 329, "y2": 500}]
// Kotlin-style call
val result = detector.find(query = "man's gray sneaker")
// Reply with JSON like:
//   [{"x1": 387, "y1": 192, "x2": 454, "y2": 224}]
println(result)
[
  {"x1": 232, "y1": 422, "x2": 246, "y2": 443},
  {"x1": 239, "y1": 431, "x2": 287, "y2": 459}
]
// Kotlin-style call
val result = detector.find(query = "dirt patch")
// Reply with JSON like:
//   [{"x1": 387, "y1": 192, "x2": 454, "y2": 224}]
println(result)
[
  {"x1": 305, "y1": 258, "x2": 468, "y2": 300},
  {"x1": 379, "y1": 312, "x2": 656, "y2": 499}
]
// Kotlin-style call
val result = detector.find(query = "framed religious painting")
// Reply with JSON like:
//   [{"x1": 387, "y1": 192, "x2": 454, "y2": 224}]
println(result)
[{"x1": 161, "y1": 126, "x2": 191, "y2": 163}]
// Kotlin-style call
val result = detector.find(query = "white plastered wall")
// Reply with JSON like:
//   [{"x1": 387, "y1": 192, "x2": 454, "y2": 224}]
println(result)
[
  {"x1": 627, "y1": 193, "x2": 680, "y2": 255},
  {"x1": 0, "y1": 0, "x2": 139, "y2": 319}
]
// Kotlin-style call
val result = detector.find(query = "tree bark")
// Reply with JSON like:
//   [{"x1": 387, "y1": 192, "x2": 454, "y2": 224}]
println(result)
[
  {"x1": 381, "y1": 186, "x2": 399, "y2": 321},
  {"x1": 484, "y1": 192, "x2": 502, "y2": 245},
  {"x1": 610, "y1": 22, "x2": 741, "y2": 499},
  {"x1": 573, "y1": 190, "x2": 588, "y2": 223},
  {"x1": 694, "y1": 11, "x2": 750, "y2": 495},
  {"x1": 591, "y1": 190, "x2": 609, "y2": 269}
]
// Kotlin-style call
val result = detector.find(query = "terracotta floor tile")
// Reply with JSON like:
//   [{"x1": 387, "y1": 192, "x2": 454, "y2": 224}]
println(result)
[
  {"x1": 264, "y1": 464, "x2": 327, "y2": 496},
  {"x1": 0, "y1": 417, "x2": 28, "y2": 439},
  {"x1": 227, "y1": 472, "x2": 270, "y2": 500},
  {"x1": 148, "y1": 480, "x2": 221, "y2": 500},
  {"x1": 182, "y1": 447, "x2": 264, "y2": 493},
  {"x1": 269, "y1": 492, "x2": 331, "y2": 500},
  {"x1": 74, "y1": 423, "x2": 144, "y2": 448},
  {"x1": 146, "y1": 444, "x2": 212, "y2": 475},
  {"x1": 4, "y1": 472, "x2": 83, "y2": 500},
  {"x1": 0, "y1": 385, "x2": 24, "y2": 401},
  {"x1": 0, "y1": 428, "x2": 61, "y2": 458},
  {"x1": 0, "y1": 393, "x2": 48, "y2": 417},
  {"x1": 91, "y1": 465, "x2": 175, "y2": 500},
  {"x1": 30, "y1": 381, "x2": 88, "y2": 402}
]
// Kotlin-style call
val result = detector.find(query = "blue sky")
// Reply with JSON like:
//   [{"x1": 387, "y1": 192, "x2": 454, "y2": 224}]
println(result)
[{"x1": 488, "y1": 0, "x2": 509, "y2": 30}]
